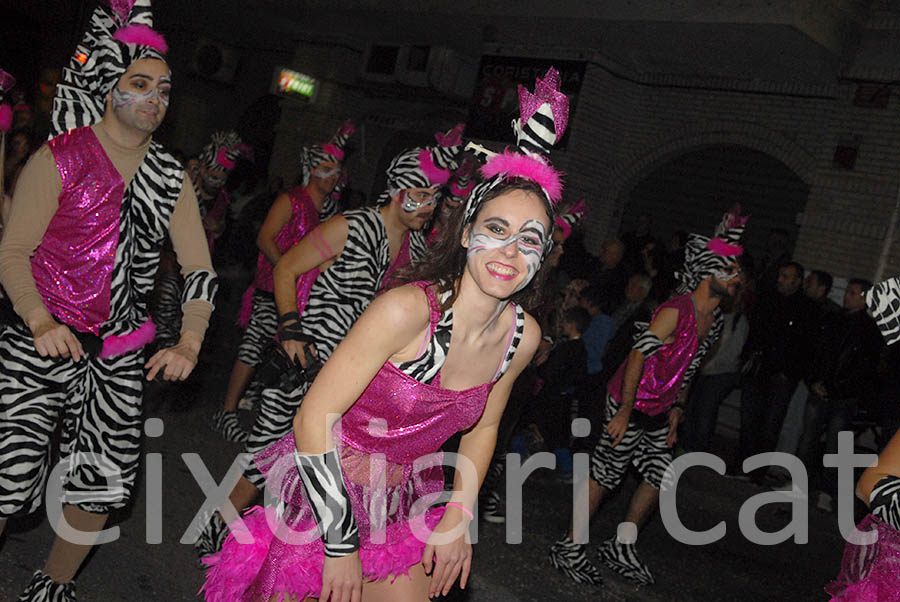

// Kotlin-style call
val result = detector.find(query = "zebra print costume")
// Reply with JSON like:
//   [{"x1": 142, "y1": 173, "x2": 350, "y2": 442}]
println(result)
[
  {"x1": 871, "y1": 475, "x2": 900, "y2": 529},
  {"x1": 0, "y1": 131, "x2": 216, "y2": 517},
  {"x1": 236, "y1": 290, "x2": 278, "y2": 366},
  {"x1": 242, "y1": 207, "x2": 427, "y2": 486},
  {"x1": 866, "y1": 276, "x2": 900, "y2": 346}
]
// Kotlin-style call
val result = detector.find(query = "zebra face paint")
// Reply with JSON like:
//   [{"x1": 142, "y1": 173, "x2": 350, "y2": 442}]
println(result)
[
  {"x1": 401, "y1": 188, "x2": 438, "y2": 213},
  {"x1": 467, "y1": 218, "x2": 547, "y2": 293},
  {"x1": 111, "y1": 59, "x2": 171, "y2": 134}
]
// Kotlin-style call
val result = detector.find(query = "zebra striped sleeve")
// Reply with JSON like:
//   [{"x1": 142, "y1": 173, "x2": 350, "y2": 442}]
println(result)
[
  {"x1": 181, "y1": 269, "x2": 218, "y2": 308},
  {"x1": 632, "y1": 328, "x2": 663, "y2": 358},
  {"x1": 294, "y1": 448, "x2": 360, "y2": 557},
  {"x1": 867, "y1": 277, "x2": 900, "y2": 346}
]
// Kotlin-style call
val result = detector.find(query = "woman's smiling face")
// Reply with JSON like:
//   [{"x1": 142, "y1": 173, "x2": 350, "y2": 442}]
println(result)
[{"x1": 463, "y1": 188, "x2": 551, "y2": 298}]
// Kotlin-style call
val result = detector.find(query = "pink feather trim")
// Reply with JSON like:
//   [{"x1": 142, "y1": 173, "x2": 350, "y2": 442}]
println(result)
[
  {"x1": 707, "y1": 238, "x2": 744, "y2": 257},
  {"x1": 450, "y1": 179, "x2": 473, "y2": 197},
  {"x1": 555, "y1": 216, "x2": 573, "y2": 240},
  {"x1": 99, "y1": 320, "x2": 156, "y2": 359},
  {"x1": 216, "y1": 147, "x2": 236, "y2": 170},
  {"x1": 417, "y1": 148, "x2": 450, "y2": 186},
  {"x1": 0, "y1": 104, "x2": 12, "y2": 133},
  {"x1": 113, "y1": 24, "x2": 168, "y2": 54},
  {"x1": 480, "y1": 150, "x2": 564, "y2": 203},
  {"x1": 322, "y1": 143, "x2": 344, "y2": 161}
]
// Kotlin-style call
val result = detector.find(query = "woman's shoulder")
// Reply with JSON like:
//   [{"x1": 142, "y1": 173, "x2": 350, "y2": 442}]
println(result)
[{"x1": 370, "y1": 284, "x2": 433, "y2": 328}]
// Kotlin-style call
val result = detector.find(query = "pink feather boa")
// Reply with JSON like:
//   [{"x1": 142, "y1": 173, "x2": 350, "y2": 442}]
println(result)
[
  {"x1": 99, "y1": 320, "x2": 156, "y2": 359},
  {"x1": 112, "y1": 24, "x2": 168, "y2": 54},
  {"x1": 417, "y1": 149, "x2": 450, "y2": 186},
  {"x1": 480, "y1": 150, "x2": 563, "y2": 203},
  {"x1": 216, "y1": 147, "x2": 236, "y2": 170},
  {"x1": 706, "y1": 237, "x2": 743, "y2": 257},
  {"x1": 321, "y1": 143, "x2": 344, "y2": 161}
]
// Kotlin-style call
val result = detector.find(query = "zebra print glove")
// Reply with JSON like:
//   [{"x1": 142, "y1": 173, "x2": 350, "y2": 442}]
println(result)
[
  {"x1": 294, "y1": 448, "x2": 360, "y2": 557},
  {"x1": 632, "y1": 327, "x2": 663, "y2": 358}
]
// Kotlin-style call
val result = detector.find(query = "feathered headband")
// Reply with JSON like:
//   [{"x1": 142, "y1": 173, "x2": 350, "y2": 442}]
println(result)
[
  {"x1": 463, "y1": 67, "x2": 568, "y2": 226},
  {"x1": 555, "y1": 198, "x2": 587, "y2": 241},
  {"x1": 375, "y1": 122, "x2": 465, "y2": 206},
  {"x1": 51, "y1": 0, "x2": 168, "y2": 137},
  {"x1": 675, "y1": 204, "x2": 749, "y2": 294},
  {"x1": 199, "y1": 130, "x2": 244, "y2": 173},
  {"x1": 446, "y1": 155, "x2": 478, "y2": 202},
  {"x1": 300, "y1": 119, "x2": 355, "y2": 185}
]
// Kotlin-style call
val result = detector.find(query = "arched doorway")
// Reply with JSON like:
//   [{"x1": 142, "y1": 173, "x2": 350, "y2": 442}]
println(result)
[{"x1": 618, "y1": 145, "x2": 810, "y2": 265}]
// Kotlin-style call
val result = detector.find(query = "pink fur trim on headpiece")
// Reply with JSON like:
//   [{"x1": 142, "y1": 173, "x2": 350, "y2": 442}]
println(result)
[
  {"x1": 555, "y1": 216, "x2": 573, "y2": 240},
  {"x1": 216, "y1": 147, "x2": 236, "y2": 170},
  {"x1": 417, "y1": 148, "x2": 450, "y2": 186},
  {"x1": 480, "y1": 150, "x2": 564, "y2": 203},
  {"x1": 113, "y1": 24, "x2": 168, "y2": 54},
  {"x1": 450, "y1": 179, "x2": 474, "y2": 197},
  {"x1": 723, "y1": 203, "x2": 749, "y2": 230},
  {"x1": 99, "y1": 320, "x2": 156, "y2": 359},
  {"x1": 322, "y1": 143, "x2": 344, "y2": 161},
  {"x1": 707, "y1": 238, "x2": 744, "y2": 257},
  {"x1": 0, "y1": 105, "x2": 12, "y2": 133}
]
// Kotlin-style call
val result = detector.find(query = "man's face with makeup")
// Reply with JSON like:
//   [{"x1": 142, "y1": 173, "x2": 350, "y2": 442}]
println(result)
[
  {"x1": 463, "y1": 188, "x2": 550, "y2": 297},
  {"x1": 396, "y1": 187, "x2": 437, "y2": 230},
  {"x1": 109, "y1": 58, "x2": 171, "y2": 134}
]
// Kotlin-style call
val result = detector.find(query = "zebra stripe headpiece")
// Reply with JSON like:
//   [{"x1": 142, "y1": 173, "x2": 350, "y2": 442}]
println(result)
[
  {"x1": 463, "y1": 67, "x2": 568, "y2": 227},
  {"x1": 866, "y1": 277, "x2": 900, "y2": 346},
  {"x1": 675, "y1": 204, "x2": 749, "y2": 294},
  {"x1": 299, "y1": 119, "x2": 355, "y2": 185},
  {"x1": 375, "y1": 123, "x2": 465, "y2": 206},
  {"x1": 555, "y1": 199, "x2": 587, "y2": 241},
  {"x1": 0, "y1": 68, "x2": 15, "y2": 134},
  {"x1": 51, "y1": 0, "x2": 168, "y2": 137},
  {"x1": 199, "y1": 130, "x2": 244, "y2": 173}
]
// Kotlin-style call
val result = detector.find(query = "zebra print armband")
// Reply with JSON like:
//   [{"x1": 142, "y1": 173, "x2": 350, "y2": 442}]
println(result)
[
  {"x1": 182, "y1": 270, "x2": 219, "y2": 307},
  {"x1": 632, "y1": 329, "x2": 663, "y2": 358},
  {"x1": 294, "y1": 448, "x2": 360, "y2": 557}
]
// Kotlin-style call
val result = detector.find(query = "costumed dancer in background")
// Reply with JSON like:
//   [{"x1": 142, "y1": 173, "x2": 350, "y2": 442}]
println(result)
[
  {"x1": 194, "y1": 125, "x2": 464, "y2": 559},
  {"x1": 0, "y1": 68, "x2": 16, "y2": 230},
  {"x1": 824, "y1": 278, "x2": 900, "y2": 601},
  {"x1": 549, "y1": 205, "x2": 747, "y2": 587},
  {"x1": 427, "y1": 133, "x2": 475, "y2": 245},
  {"x1": 210, "y1": 120, "x2": 356, "y2": 443},
  {"x1": 0, "y1": 2, "x2": 217, "y2": 599},
  {"x1": 196, "y1": 129, "x2": 245, "y2": 255},
  {"x1": 201, "y1": 66, "x2": 567, "y2": 602}
]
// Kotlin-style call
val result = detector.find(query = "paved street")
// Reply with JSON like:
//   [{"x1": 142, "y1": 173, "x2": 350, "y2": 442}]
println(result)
[{"x1": 0, "y1": 276, "x2": 850, "y2": 601}]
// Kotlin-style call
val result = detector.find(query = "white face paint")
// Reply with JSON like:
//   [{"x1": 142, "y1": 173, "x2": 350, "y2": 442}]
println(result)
[
  {"x1": 313, "y1": 166, "x2": 340, "y2": 179},
  {"x1": 712, "y1": 262, "x2": 741, "y2": 282},
  {"x1": 110, "y1": 64, "x2": 171, "y2": 134},
  {"x1": 467, "y1": 218, "x2": 548, "y2": 293},
  {"x1": 401, "y1": 189, "x2": 438, "y2": 213}
]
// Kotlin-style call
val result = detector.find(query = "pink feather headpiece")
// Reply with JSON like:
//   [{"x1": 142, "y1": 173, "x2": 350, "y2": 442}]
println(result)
[
  {"x1": 707, "y1": 238, "x2": 744, "y2": 257},
  {"x1": 417, "y1": 148, "x2": 451, "y2": 186},
  {"x1": 113, "y1": 24, "x2": 168, "y2": 54},
  {"x1": 480, "y1": 150, "x2": 564, "y2": 203},
  {"x1": 216, "y1": 147, "x2": 236, "y2": 170}
]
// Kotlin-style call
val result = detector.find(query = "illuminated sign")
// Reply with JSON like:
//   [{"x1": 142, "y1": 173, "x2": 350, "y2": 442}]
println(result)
[{"x1": 273, "y1": 67, "x2": 318, "y2": 101}]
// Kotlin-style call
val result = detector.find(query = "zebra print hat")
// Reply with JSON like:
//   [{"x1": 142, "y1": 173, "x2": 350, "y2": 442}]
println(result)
[
  {"x1": 445, "y1": 156, "x2": 478, "y2": 204},
  {"x1": 675, "y1": 204, "x2": 749, "y2": 294},
  {"x1": 375, "y1": 123, "x2": 465, "y2": 206},
  {"x1": 463, "y1": 67, "x2": 568, "y2": 226},
  {"x1": 555, "y1": 198, "x2": 587, "y2": 241},
  {"x1": 51, "y1": 0, "x2": 168, "y2": 137},
  {"x1": 199, "y1": 131, "x2": 244, "y2": 173},
  {"x1": 299, "y1": 119, "x2": 356, "y2": 185},
  {"x1": 866, "y1": 277, "x2": 900, "y2": 346}
]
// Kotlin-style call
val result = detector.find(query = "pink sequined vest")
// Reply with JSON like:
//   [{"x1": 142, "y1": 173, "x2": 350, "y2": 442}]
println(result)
[
  {"x1": 608, "y1": 293, "x2": 698, "y2": 416},
  {"x1": 32, "y1": 127, "x2": 124, "y2": 335},
  {"x1": 253, "y1": 186, "x2": 320, "y2": 293}
]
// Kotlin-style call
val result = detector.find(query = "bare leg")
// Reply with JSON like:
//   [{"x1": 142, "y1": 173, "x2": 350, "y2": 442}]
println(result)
[
  {"x1": 44, "y1": 506, "x2": 109, "y2": 583},
  {"x1": 222, "y1": 359, "x2": 256, "y2": 413},
  {"x1": 363, "y1": 562, "x2": 431, "y2": 602},
  {"x1": 623, "y1": 481, "x2": 659, "y2": 532},
  {"x1": 567, "y1": 477, "x2": 608, "y2": 540}
]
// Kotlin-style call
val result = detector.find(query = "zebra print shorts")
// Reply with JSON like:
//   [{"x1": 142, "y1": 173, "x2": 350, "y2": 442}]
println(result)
[
  {"x1": 237, "y1": 290, "x2": 278, "y2": 367},
  {"x1": 589, "y1": 393, "x2": 672, "y2": 491},
  {"x1": 0, "y1": 323, "x2": 145, "y2": 517}
]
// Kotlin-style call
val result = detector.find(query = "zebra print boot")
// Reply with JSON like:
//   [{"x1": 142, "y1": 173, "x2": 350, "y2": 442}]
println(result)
[
  {"x1": 597, "y1": 536, "x2": 655, "y2": 585},
  {"x1": 211, "y1": 410, "x2": 249, "y2": 443},
  {"x1": 17, "y1": 570, "x2": 76, "y2": 602},
  {"x1": 548, "y1": 536, "x2": 603, "y2": 586},
  {"x1": 194, "y1": 511, "x2": 229, "y2": 561}
]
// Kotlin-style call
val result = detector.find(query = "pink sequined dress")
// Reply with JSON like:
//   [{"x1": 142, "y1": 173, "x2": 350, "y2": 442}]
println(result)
[{"x1": 202, "y1": 282, "x2": 523, "y2": 601}]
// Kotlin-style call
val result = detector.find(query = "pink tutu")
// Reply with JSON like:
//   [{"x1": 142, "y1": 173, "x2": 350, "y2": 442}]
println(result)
[{"x1": 826, "y1": 514, "x2": 900, "y2": 601}]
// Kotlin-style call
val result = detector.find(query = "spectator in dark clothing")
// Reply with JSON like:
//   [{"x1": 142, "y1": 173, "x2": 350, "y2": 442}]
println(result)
[
  {"x1": 621, "y1": 212, "x2": 654, "y2": 274},
  {"x1": 804, "y1": 269, "x2": 841, "y2": 317},
  {"x1": 593, "y1": 237, "x2": 628, "y2": 312},
  {"x1": 794, "y1": 278, "x2": 883, "y2": 509},
  {"x1": 610, "y1": 272, "x2": 653, "y2": 331},
  {"x1": 755, "y1": 228, "x2": 791, "y2": 295},
  {"x1": 580, "y1": 285, "x2": 616, "y2": 377},
  {"x1": 738, "y1": 261, "x2": 817, "y2": 481}
]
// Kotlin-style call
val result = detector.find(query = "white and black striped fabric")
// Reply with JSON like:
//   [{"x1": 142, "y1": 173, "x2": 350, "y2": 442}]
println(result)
[
  {"x1": 866, "y1": 277, "x2": 900, "y2": 346},
  {"x1": 0, "y1": 322, "x2": 145, "y2": 517},
  {"x1": 374, "y1": 142, "x2": 462, "y2": 206},
  {"x1": 198, "y1": 131, "x2": 242, "y2": 172},
  {"x1": 678, "y1": 309, "x2": 723, "y2": 393},
  {"x1": 15, "y1": 570, "x2": 76, "y2": 602},
  {"x1": 236, "y1": 290, "x2": 278, "y2": 366},
  {"x1": 871, "y1": 475, "x2": 900, "y2": 529},
  {"x1": 589, "y1": 393, "x2": 672, "y2": 490},
  {"x1": 293, "y1": 448, "x2": 360, "y2": 557},
  {"x1": 149, "y1": 272, "x2": 183, "y2": 349},
  {"x1": 631, "y1": 328, "x2": 663, "y2": 359}
]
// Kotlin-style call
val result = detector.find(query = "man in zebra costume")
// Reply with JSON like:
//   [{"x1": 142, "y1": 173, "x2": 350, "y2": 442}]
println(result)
[
  {"x1": 0, "y1": 2, "x2": 216, "y2": 600},
  {"x1": 549, "y1": 206, "x2": 748, "y2": 587},
  {"x1": 211, "y1": 120, "x2": 355, "y2": 443},
  {"x1": 194, "y1": 127, "x2": 464, "y2": 558},
  {"x1": 195, "y1": 130, "x2": 245, "y2": 255}
]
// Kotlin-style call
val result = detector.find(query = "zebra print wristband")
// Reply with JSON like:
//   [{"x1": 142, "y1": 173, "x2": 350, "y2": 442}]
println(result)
[
  {"x1": 294, "y1": 448, "x2": 360, "y2": 557},
  {"x1": 632, "y1": 329, "x2": 663, "y2": 358}
]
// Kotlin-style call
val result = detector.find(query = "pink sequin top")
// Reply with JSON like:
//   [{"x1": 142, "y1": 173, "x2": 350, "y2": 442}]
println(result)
[
  {"x1": 607, "y1": 293, "x2": 698, "y2": 416},
  {"x1": 253, "y1": 186, "x2": 320, "y2": 294},
  {"x1": 32, "y1": 126, "x2": 124, "y2": 335}
]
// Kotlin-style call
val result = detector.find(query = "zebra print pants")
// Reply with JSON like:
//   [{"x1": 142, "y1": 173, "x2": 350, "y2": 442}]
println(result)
[
  {"x1": 589, "y1": 393, "x2": 673, "y2": 491},
  {"x1": 0, "y1": 323, "x2": 144, "y2": 517},
  {"x1": 242, "y1": 381, "x2": 311, "y2": 487},
  {"x1": 236, "y1": 290, "x2": 278, "y2": 367}
]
